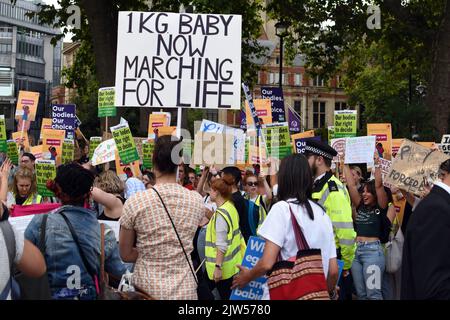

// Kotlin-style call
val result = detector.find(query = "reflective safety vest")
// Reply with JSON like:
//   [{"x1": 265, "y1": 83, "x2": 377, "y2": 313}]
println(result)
[
  {"x1": 312, "y1": 172, "x2": 356, "y2": 270},
  {"x1": 245, "y1": 194, "x2": 268, "y2": 233},
  {"x1": 17, "y1": 193, "x2": 43, "y2": 206},
  {"x1": 205, "y1": 201, "x2": 244, "y2": 280}
]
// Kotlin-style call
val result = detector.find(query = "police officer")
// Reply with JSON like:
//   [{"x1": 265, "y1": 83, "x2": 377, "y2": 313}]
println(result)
[{"x1": 304, "y1": 139, "x2": 356, "y2": 300}]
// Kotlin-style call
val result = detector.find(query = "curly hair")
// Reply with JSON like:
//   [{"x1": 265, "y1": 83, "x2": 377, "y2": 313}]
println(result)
[
  {"x1": 94, "y1": 170, "x2": 125, "y2": 195},
  {"x1": 11, "y1": 167, "x2": 37, "y2": 196}
]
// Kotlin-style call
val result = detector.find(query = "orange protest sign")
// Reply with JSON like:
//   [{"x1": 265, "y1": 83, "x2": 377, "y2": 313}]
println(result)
[
  {"x1": 12, "y1": 131, "x2": 30, "y2": 151},
  {"x1": 30, "y1": 145, "x2": 43, "y2": 160},
  {"x1": 155, "y1": 126, "x2": 177, "y2": 137},
  {"x1": 148, "y1": 113, "x2": 171, "y2": 138},
  {"x1": 367, "y1": 123, "x2": 392, "y2": 160},
  {"x1": 417, "y1": 142, "x2": 435, "y2": 149},
  {"x1": 42, "y1": 129, "x2": 65, "y2": 166},
  {"x1": 245, "y1": 99, "x2": 272, "y2": 127},
  {"x1": 40, "y1": 118, "x2": 53, "y2": 140},
  {"x1": 392, "y1": 139, "x2": 404, "y2": 158},
  {"x1": 114, "y1": 150, "x2": 141, "y2": 181},
  {"x1": 291, "y1": 130, "x2": 315, "y2": 152},
  {"x1": 16, "y1": 91, "x2": 39, "y2": 131}
]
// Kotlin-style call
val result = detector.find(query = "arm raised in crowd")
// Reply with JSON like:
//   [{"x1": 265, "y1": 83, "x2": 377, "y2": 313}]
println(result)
[
  {"x1": 196, "y1": 167, "x2": 209, "y2": 196},
  {"x1": 373, "y1": 152, "x2": 388, "y2": 209},
  {"x1": 91, "y1": 187, "x2": 123, "y2": 219},
  {"x1": 259, "y1": 170, "x2": 273, "y2": 203},
  {"x1": 343, "y1": 162, "x2": 361, "y2": 208},
  {"x1": 0, "y1": 159, "x2": 12, "y2": 213}
]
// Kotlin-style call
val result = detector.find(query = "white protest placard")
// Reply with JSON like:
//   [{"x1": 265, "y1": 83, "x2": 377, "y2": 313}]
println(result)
[
  {"x1": 385, "y1": 139, "x2": 450, "y2": 196},
  {"x1": 344, "y1": 136, "x2": 376, "y2": 164},
  {"x1": 379, "y1": 158, "x2": 393, "y2": 188},
  {"x1": 225, "y1": 127, "x2": 246, "y2": 164},
  {"x1": 200, "y1": 119, "x2": 225, "y2": 133},
  {"x1": 115, "y1": 12, "x2": 242, "y2": 109},
  {"x1": 441, "y1": 134, "x2": 450, "y2": 155},
  {"x1": 91, "y1": 139, "x2": 117, "y2": 166}
]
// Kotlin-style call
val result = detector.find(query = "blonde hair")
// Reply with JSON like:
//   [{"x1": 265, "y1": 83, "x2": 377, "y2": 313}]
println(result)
[
  {"x1": 94, "y1": 170, "x2": 124, "y2": 195},
  {"x1": 11, "y1": 167, "x2": 37, "y2": 196}
]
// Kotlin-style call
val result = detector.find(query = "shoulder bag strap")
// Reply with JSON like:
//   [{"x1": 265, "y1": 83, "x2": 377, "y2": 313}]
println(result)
[
  {"x1": 151, "y1": 187, "x2": 198, "y2": 285},
  {"x1": 38, "y1": 214, "x2": 48, "y2": 253},
  {"x1": 287, "y1": 203, "x2": 310, "y2": 251},
  {"x1": 58, "y1": 212, "x2": 99, "y2": 291},
  {"x1": 0, "y1": 221, "x2": 16, "y2": 300}
]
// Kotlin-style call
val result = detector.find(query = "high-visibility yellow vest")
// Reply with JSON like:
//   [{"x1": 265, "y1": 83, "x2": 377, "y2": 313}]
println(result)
[
  {"x1": 205, "y1": 201, "x2": 244, "y2": 280},
  {"x1": 312, "y1": 173, "x2": 356, "y2": 270},
  {"x1": 16, "y1": 193, "x2": 42, "y2": 206}
]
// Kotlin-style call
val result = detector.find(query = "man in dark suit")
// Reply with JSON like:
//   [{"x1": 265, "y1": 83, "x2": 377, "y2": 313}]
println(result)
[{"x1": 401, "y1": 159, "x2": 450, "y2": 300}]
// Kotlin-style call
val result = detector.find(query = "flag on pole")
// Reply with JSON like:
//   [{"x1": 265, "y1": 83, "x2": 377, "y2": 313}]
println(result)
[{"x1": 287, "y1": 105, "x2": 301, "y2": 133}]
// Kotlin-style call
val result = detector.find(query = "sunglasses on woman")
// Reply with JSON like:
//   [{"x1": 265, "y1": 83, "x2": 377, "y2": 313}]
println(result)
[{"x1": 247, "y1": 182, "x2": 258, "y2": 187}]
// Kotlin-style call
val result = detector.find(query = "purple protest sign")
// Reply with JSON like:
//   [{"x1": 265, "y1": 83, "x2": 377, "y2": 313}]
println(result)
[
  {"x1": 52, "y1": 104, "x2": 76, "y2": 139},
  {"x1": 293, "y1": 136, "x2": 321, "y2": 154},
  {"x1": 288, "y1": 107, "x2": 301, "y2": 133},
  {"x1": 261, "y1": 87, "x2": 286, "y2": 123}
]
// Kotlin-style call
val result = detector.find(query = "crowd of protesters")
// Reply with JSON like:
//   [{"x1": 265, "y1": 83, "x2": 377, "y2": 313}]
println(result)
[{"x1": 0, "y1": 134, "x2": 449, "y2": 301}]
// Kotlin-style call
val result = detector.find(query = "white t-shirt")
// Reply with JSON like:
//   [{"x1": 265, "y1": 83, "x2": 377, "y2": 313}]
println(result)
[{"x1": 258, "y1": 199, "x2": 336, "y2": 278}]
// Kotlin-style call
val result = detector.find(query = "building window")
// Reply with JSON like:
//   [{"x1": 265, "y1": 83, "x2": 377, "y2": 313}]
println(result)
[
  {"x1": 313, "y1": 101, "x2": 326, "y2": 128},
  {"x1": 206, "y1": 109, "x2": 218, "y2": 122},
  {"x1": 313, "y1": 75, "x2": 325, "y2": 87},
  {"x1": 294, "y1": 100, "x2": 301, "y2": 114},
  {"x1": 295, "y1": 73, "x2": 302, "y2": 86},
  {"x1": 269, "y1": 73, "x2": 274, "y2": 84},
  {"x1": 275, "y1": 57, "x2": 279, "y2": 65},
  {"x1": 335, "y1": 101, "x2": 347, "y2": 111}
]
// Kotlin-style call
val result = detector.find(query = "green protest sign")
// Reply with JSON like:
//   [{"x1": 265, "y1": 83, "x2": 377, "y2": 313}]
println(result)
[
  {"x1": 7, "y1": 140, "x2": 19, "y2": 165},
  {"x1": 111, "y1": 123, "x2": 139, "y2": 164},
  {"x1": 328, "y1": 126, "x2": 334, "y2": 143},
  {"x1": 334, "y1": 111, "x2": 357, "y2": 138},
  {"x1": 142, "y1": 139, "x2": 154, "y2": 169},
  {"x1": 62, "y1": 139, "x2": 74, "y2": 164},
  {"x1": 0, "y1": 115, "x2": 6, "y2": 153},
  {"x1": 98, "y1": 87, "x2": 117, "y2": 117},
  {"x1": 35, "y1": 160, "x2": 56, "y2": 197},
  {"x1": 89, "y1": 137, "x2": 102, "y2": 159},
  {"x1": 262, "y1": 124, "x2": 292, "y2": 160}
]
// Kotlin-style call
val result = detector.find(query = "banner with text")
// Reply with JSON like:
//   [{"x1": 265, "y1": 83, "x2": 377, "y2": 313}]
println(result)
[
  {"x1": 35, "y1": 160, "x2": 56, "y2": 197},
  {"x1": 115, "y1": 12, "x2": 242, "y2": 109},
  {"x1": 334, "y1": 110, "x2": 357, "y2": 138},
  {"x1": 385, "y1": 139, "x2": 450, "y2": 196},
  {"x1": 52, "y1": 104, "x2": 76, "y2": 139},
  {"x1": 111, "y1": 123, "x2": 139, "y2": 164},
  {"x1": 98, "y1": 87, "x2": 117, "y2": 117},
  {"x1": 261, "y1": 87, "x2": 286, "y2": 123}
]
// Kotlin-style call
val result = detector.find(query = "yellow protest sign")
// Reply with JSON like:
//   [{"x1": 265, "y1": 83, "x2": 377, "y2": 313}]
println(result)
[
  {"x1": 12, "y1": 131, "x2": 30, "y2": 152},
  {"x1": 30, "y1": 145, "x2": 43, "y2": 160},
  {"x1": 42, "y1": 129, "x2": 65, "y2": 166}
]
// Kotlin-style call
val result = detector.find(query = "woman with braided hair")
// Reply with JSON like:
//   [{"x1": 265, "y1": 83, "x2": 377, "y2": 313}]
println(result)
[{"x1": 24, "y1": 163, "x2": 127, "y2": 300}]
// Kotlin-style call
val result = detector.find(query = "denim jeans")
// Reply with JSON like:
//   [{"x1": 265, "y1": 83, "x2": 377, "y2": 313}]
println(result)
[{"x1": 351, "y1": 240, "x2": 385, "y2": 300}]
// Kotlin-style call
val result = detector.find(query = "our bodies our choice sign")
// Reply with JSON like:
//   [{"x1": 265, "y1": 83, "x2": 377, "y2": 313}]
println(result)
[
  {"x1": 115, "y1": 12, "x2": 242, "y2": 109},
  {"x1": 230, "y1": 236, "x2": 267, "y2": 300}
]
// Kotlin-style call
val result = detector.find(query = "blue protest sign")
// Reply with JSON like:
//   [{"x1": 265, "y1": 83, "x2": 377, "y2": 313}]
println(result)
[
  {"x1": 261, "y1": 87, "x2": 286, "y2": 123},
  {"x1": 293, "y1": 136, "x2": 321, "y2": 154},
  {"x1": 230, "y1": 236, "x2": 267, "y2": 300},
  {"x1": 52, "y1": 104, "x2": 76, "y2": 139}
]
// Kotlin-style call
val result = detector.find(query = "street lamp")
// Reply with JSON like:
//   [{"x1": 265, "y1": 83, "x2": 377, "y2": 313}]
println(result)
[{"x1": 275, "y1": 20, "x2": 289, "y2": 88}]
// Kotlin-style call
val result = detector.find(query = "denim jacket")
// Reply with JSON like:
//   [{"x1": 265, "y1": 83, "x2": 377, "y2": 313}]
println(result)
[{"x1": 25, "y1": 205, "x2": 127, "y2": 300}]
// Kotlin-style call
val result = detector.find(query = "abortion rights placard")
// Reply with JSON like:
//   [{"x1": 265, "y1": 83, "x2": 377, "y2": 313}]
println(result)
[
  {"x1": 35, "y1": 160, "x2": 56, "y2": 197},
  {"x1": 52, "y1": 104, "x2": 76, "y2": 139},
  {"x1": 0, "y1": 115, "x2": 7, "y2": 152},
  {"x1": 230, "y1": 236, "x2": 267, "y2": 300},
  {"x1": 261, "y1": 87, "x2": 286, "y2": 122},
  {"x1": 115, "y1": 12, "x2": 242, "y2": 109},
  {"x1": 334, "y1": 110, "x2": 357, "y2": 138},
  {"x1": 98, "y1": 87, "x2": 117, "y2": 117},
  {"x1": 111, "y1": 123, "x2": 139, "y2": 164},
  {"x1": 62, "y1": 139, "x2": 74, "y2": 164}
]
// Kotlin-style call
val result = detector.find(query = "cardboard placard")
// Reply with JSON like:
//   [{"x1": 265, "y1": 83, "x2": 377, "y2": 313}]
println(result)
[
  {"x1": 392, "y1": 138, "x2": 404, "y2": 158},
  {"x1": 385, "y1": 139, "x2": 450, "y2": 196},
  {"x1": 441, "y1": 134, "x2": 450, "y2": 155},
  {"x1": 115, "y1": 12, "x2": 242, "y2": 109}
]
